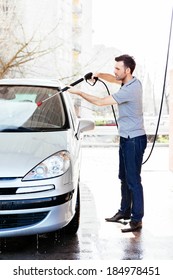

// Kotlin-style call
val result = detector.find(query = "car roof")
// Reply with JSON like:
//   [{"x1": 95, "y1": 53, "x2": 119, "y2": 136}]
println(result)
[{"x1": 0, "y1": 78, "x2": 62, "y2": 88}]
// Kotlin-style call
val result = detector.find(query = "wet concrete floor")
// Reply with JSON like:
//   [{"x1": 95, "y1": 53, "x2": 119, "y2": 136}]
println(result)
[{"x1": 0, "y1": 145, "x2": 173, "y2": 260}]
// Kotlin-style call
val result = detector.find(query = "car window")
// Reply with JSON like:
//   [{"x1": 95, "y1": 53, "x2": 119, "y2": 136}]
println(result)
[{"x1": 0, "y1": 86, "x2": 67, "y2": 132}]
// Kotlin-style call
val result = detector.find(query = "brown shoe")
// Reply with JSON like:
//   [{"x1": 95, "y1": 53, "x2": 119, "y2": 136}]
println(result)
[
  {"x1": 121, "y1": 221, "x2": 142, "y2": 233},
  {"x1": 105, "y1": 211, "x2": 130, "y2": 222}
]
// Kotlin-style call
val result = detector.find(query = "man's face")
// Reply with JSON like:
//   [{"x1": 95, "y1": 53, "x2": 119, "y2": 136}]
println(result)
[{"x1": 114, "y1": 61, "x2": 129, "y2": 81}]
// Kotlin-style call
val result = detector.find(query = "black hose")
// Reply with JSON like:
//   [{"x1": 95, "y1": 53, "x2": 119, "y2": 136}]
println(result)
[
  {"x1": 142, "y1": 7, "x2": 173, "y2": 164},
  {"x1": 98, "y1": 79, "x2": 119, "y2": 128}
]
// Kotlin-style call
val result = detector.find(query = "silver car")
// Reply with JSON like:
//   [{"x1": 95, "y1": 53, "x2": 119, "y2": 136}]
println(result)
[{"x1": 0, "y1": 79, "x2": 94, "y2": 237}]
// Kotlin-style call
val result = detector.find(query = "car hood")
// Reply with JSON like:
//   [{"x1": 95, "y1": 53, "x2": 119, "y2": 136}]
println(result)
[{"x1": 0, "y1": 131, "x2": 69, "y2": 177}]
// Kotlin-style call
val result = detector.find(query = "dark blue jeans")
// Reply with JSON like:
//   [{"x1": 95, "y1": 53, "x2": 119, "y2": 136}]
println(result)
[{"x1": 118, "y1": 135, "x2": 147, "y2": 222}]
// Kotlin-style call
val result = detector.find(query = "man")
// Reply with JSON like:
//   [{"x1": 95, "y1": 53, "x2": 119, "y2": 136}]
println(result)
[{"x1": 68, "y1": 54, "x2": 147, "y2": 232}]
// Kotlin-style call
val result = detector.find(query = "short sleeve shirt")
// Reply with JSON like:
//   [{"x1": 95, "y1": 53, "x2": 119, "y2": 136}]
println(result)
[{"x1": 112, "y1": 77, "x2": 145, "y2": 138}]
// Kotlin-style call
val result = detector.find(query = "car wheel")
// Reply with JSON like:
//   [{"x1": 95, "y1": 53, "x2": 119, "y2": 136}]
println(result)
[{"x1": 62, "y1": 184, "x2": 80, "y2": 235}]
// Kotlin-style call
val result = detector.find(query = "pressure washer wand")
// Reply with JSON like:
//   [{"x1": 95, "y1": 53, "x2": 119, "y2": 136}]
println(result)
[{"x1": 36, "y1": 72, "x2": 93, "y2": 107}]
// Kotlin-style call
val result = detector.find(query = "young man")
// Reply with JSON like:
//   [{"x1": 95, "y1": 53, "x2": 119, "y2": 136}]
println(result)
[{"x1": 68, "y1": 54, "x2": 147, "y2": 232}]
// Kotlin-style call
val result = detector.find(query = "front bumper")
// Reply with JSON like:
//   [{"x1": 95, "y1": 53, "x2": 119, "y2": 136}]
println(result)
[
  {"x1": 0, "y1": 200, "x2": 75, "y2": 237},
  {"x1": 0, "y1": 173, "x2": 77, "y2": 237}
]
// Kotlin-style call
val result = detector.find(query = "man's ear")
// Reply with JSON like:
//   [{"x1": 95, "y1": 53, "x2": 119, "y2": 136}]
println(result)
[{"x1": 126, "y1": 67, "x2": 131, "y2": 74}]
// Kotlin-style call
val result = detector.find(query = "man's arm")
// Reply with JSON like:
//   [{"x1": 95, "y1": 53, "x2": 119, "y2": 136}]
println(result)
[
  {"x1": 67, "y1": 87, "x2": 117, "y2": 106},
  {"x1": 93, "y1": 72, "x2": 121, "y2": 84}
]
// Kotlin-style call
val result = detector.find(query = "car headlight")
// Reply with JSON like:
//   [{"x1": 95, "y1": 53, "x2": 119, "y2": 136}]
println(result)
[{"x1": 22, "y1": 151, "x2": 71, "y2": 181}]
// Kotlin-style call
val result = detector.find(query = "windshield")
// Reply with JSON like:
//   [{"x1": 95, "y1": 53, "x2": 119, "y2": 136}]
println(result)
[{"x1": 0, "y1": 85, "x2": 67, "y2": 132}]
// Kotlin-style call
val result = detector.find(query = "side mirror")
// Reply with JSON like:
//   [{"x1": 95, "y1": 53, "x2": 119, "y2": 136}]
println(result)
[{"x1": 76, "y1": 119, "x2": 95, "y2": 139}]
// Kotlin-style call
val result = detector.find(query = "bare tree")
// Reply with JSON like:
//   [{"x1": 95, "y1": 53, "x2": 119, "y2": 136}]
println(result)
[{"x1": 0, "y1": 0, "x2": 63, "y2": 78}]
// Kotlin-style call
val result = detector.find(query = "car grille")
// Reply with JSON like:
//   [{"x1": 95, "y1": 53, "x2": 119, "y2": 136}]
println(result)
[
  {"x1": 0, "y1": 211, "x2": 48, "y2": 229},
  {"x1": 0, "y1": 188, "x2": 18, "y2": 195},
  {"x1": 0, "y1": 191, "x2": 74, "y2": 210}
]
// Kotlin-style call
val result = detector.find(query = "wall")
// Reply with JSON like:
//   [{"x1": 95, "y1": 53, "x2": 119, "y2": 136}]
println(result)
[{"x1": 169, "y1": 69, "x2": 173, "y2": 171}]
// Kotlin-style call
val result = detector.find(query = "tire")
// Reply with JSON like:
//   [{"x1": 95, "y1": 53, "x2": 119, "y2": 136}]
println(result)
[{"x1": 62, "y1": 185, "x2": 80, "y2": 235}]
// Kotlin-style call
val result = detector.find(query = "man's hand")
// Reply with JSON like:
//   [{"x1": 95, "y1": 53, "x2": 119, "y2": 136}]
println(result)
[
  {"x1": 92, "y1": 72, "x2": 100, "y2": 79},
  {"x1": 67, "y1": 86, "x2": 82, "y2": 96}
]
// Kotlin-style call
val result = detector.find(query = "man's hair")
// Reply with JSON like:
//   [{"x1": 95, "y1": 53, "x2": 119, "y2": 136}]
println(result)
[{"x1": 115, "y1": 54, "x2": 136, "y2": 74}]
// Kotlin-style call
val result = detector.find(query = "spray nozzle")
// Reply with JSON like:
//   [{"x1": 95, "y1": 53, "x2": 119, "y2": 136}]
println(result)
[{"x1": 84, "y1": 72, "x2": 98, "y2": 86}]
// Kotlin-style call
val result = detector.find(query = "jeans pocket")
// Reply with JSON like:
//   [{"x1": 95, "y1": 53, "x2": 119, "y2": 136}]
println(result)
[{"x1": 140, "y1": 135, "x2": 147, "y2": 153}]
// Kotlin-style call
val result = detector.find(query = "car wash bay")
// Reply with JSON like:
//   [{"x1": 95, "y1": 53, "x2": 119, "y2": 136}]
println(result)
[{"x1": 0, "y1": 145, "x2": 173, "y2": 260}]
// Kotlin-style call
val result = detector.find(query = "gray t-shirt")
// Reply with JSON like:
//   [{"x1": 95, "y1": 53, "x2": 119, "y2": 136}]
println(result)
[{"x1": 112, "y1": 77, "x2": 145, "y2": 138}]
